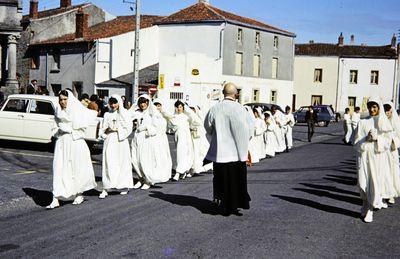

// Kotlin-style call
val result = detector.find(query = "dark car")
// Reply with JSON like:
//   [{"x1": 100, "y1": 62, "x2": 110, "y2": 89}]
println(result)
[
  {"x1": 294, "y1": 105, "x2": 335, "y2": 127},
  {"x1": 244, "y1": 102, "x2": 284, "y2": 113}
]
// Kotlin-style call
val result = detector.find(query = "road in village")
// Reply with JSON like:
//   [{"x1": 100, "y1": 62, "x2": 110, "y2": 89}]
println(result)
[{"x1": 0, "y1": 122, "x2": 399, "y2": 258}]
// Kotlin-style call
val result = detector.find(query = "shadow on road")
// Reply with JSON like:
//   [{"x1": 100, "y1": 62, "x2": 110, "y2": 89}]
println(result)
[
  {"x1": 323, "y1": 177, "x2": 356, "y2": 186},
  {"x1": 300, "y1": 183, "x2": 359, "y2": 197},
  {"x1": 271, "y1": 194, "x2": 360, "y2": 219},
  {"x1": 149, "y1": 191, "x2": 219, "y2": 216},
  {"x1": 293, "y1": 188, "x2": 362, "y2": 206},
  {"x1": 22, "y1": 188, "x2": 53, "y2": 207}
]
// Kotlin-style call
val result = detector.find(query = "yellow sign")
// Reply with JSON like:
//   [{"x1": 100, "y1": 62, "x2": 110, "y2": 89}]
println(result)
[
  {"x1": 159, "y1": 74, "x2": 165, "y2": 89},
  {"x1": 192, "y1": 69, "x2": 199, "y2": 76}
]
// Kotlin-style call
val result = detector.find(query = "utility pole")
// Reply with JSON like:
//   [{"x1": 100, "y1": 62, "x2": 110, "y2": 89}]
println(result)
[{"x1": 123, "y1": 0, "x2": 140, "y2": 103}]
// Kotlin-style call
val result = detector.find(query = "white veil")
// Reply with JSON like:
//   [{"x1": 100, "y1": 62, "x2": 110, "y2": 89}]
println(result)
[
  {"x1": 367, "y1": 97, "x2": 392, "y2": 133},
  {"x1": 385, "y1": 102, "x2": 400, "y2": 133}
]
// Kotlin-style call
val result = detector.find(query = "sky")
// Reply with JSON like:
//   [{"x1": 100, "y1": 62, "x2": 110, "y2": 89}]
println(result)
[{"x1": 23, "y1": 0, "x2": 400, "y2": 46}]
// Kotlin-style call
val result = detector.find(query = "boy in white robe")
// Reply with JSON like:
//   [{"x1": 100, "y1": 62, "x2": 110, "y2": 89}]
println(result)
[
  {"x1": 343, "y1": 108, "x2": 352, "y2": 144},
  {"x1": 350, "y1": 106, "x2": 361, "y2": 143},
  {"x1": 354, "y1": 98, "x2": 393, "y2": 223},
  {"x1": 47, "y1": 90, "x2": 97, "y2": 209},
  {"x1": 98, "y1": 95, "x2": 134, "y2": 198},
  {"x1": 271, "y1": 106, "x2": 286, "y2": 153}
]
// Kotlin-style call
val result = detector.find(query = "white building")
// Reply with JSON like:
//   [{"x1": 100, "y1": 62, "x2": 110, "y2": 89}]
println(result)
[
  {"x1": 155, "y1": 1, "x2": 296, "y2": 113},
  {"x1": 294, "y1": 33, "x2": 399, "y2": 113}
]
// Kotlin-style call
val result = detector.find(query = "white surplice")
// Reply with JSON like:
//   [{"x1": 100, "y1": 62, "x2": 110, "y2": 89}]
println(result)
[
  {"x1": 343, "y1": 113, "x2": 352, "y2": 143},
  {"x1": 272, "y1": 110, "x2": 287, "y2": 153},
  {"x1": 100, "y1": 96, "x2": 133, "y2": 190},
  {"x1": 52, "y1": 91, "x2": 97, "y2": 200},
  {"x1": 264, "y1": 115, "x2": 277, "y2": 157},
  {"x1": 284, "y1": 112, "x2": 295, "y2": 149}
]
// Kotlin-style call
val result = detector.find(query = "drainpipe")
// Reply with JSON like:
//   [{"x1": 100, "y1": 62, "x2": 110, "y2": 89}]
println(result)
[
  {"x1": 335, "y1": 57, "x2": 343, "y2": 113},
  {"x1": 218, "y1": 21, "x2": 227, "y2": 60},
  {"x1": 45, "y1": 52, "x2": 49, "y2": 94},
  {"x1": 393, "y1": 57, "x2": 398, "y2": 108}
]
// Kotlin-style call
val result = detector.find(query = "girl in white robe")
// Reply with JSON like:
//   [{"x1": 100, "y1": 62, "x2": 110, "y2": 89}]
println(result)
[
  {"x1": 245, "y1": 106, "x2": 259, "y2": 163},
  {"x1": 343, "y1": 108, "x2": 352, "y2": 144},
  {"x1": 272, "y1": 107, "x2": 287, "y2": 153},
  {"x1": 264, "y1": 112, "x2": 277, "y2": 158},
  {"x1": 166, "y1": 100, "x2": 194, "y2": 181},
  {"x1": 383, "y1": 102, "x2": 400, "y2": 204},
  {"x1": 185, "y1": 104, "x2": 212, "y2": 176},
  {"x1": 354, "y1": 97, "x2": 393, "y2": 222},
  {"x1": 98, "y1": 95, "x2": 134, "y2": 198},
  {"x1": 131, "y1": 95, "x2": 170, "y2": 189},
  {"x1": 284, "y1": 106, "x2": 295, "y2": 151},
  {"x1": 350, "y1": 107, "x2": 361, "y2": 143},
  {"x1": 252, "y1": 108, "x2": 266, "y2": 162},
  {"x1": 47, "y1": 90, "x2": 97, "y2": 209}
]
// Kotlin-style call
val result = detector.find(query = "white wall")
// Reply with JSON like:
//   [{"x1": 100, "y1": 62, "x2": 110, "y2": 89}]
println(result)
[
  {"x1": 94, "y1": 26, "x2": 159, "y2": 84},
  {"x1": 337, "y1": 58, "x2": 396, "y2": 112},
  {"x1": 293, "y1": 56, "x2": 339, "y2": 110}
]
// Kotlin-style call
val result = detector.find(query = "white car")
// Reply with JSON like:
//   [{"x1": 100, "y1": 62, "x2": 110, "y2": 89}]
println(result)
[{"x1": 0, "y1": 94, "x2": 102, "y2": 145}]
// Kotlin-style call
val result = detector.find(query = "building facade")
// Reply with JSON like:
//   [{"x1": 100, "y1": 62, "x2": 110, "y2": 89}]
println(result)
[
  {"x1": 0, "y1": 0, "x2": 23, "y2": 96},
  {"x1": 294, "y1": 34, "x2": 398, "y2": 113}
]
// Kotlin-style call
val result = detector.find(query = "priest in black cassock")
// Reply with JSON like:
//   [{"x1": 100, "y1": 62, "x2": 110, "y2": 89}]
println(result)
[{"x1": 204, "y1": 82, "x2": 252, "y2": 215}]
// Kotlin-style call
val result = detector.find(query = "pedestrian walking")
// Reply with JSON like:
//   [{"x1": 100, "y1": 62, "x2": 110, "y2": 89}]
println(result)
[
  {"x1": 264, "y1": 112, "x2": 277, "y2": 158},
  {"x1": 343, "y1": 108, "x2": 352, "y2": 144},
  {"x1": 350, "y1": 106, "x2": 361, "y2": 143},
  {"x1": 46, "y1": 90, "x2": 97, "y2": 209},
  {"x1": 98, "y1": 95, "x2": 134, "y2": 199},
  {"x1": 305, "y1": 105, "x2": 317, "y2": 142},
  {"x1": 204, "y1": 82, "x2": 252, "y2": 215},
  {"x1": 284, "y1": 106, "x2": 295, "y2": 152},
  {"x1": 271, "y1": 105, "x2": 286, "y2": 152}
]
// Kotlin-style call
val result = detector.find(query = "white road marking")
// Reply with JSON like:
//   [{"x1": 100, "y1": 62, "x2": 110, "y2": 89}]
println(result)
[{"x1": 13, "y1": 170, "x2": 37, "y2": 175}]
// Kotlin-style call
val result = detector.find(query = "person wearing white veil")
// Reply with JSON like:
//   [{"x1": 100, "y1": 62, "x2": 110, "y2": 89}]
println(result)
[
  {"x1": 46, "y1": 90, "x2": 97, "y2": 209},
  {"x1": 253, "y1": 108, "x2": 266, "y2": 162},
  {"x1": 131, "y1": 95, "x2": 170, "y2": 189},
  {"x1": 166, "y1": 100, "x2": 194, "y2": 181},
  {"x1": 271, "y1": 105, "x2": 286, "y2": 153},
  {"x1": 354, "y1": 97, "x2": 393, "y2": 223},
  {"x1": 264, "y1": 112, "x2": 277, "y2": 158},
  {"x1": 244, "y1": 106, "x2": 259, "y2": 163},
  {"x1": 383, "y1": 102, "x2": 400, "y2": 204},
  {"x1": 98, "y1": 95, "x2": 134, "y2": 199},
  {"x1": 185, "y1": 103, "x2": 212, "y2": 176}
]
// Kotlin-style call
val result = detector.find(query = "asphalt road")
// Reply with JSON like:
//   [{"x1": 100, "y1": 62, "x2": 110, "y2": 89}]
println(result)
[{"x1": 1, "y1": 122, "x2": 399, "y2": 258}]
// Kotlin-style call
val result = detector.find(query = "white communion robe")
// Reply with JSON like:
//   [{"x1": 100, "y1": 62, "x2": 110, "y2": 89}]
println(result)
[
  {"x1": 284, "y1": 112, "x2": 295, "y2": 149},
  {"x1": 169, "y1": 113, "x2": 194, "y2": 174},
  {"x1": 350, "y1": 112, "x2": 361, "y2": 143},
  {"x1": 343, "y1": 113, "x2": 352, "y2": 143},
  {"x1": 52, "y1": 110, "x2": 97, "y2": 199},
  {"x1": 264, "y1": 117, "x2": 277, "y2": 157},
  {"x1": 354, "y1": 116, "x2": 391, "y2": 208},
  {"x1": 131, "y1": 108, "x2": 170, "y2": 184},
  {"x1": 185, "y1": 107, "x2": 212, "y2": 174},
  {"x1": 273, "y1": 111, "x2": 287, "y2": 153},
  {"x1": 100, "y1": 111, "x2": 134, "y2": 190},
  {"x1": 153, "y1": 114, "x2": 173, "y2": 182},
  {"x1": 253, "y1": 117, "x2": 267, "y2": 162}
]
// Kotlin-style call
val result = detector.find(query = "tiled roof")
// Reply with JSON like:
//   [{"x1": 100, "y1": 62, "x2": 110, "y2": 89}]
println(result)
[
  {"x1": 156, "y1": 2, "x2": 295, "y2": 37},
  {"x1": 22, "y1": 3, "x2": 88, "y2": 22},
  {"x1": 295, "y1": 43, "x2": 397, "y2": 58},
  {"x1": 98, "y1": 63, "x2": 159, "y2": 86},
  {"x1": 31, "y1": 15, "x2": 163, "y2": 45}
]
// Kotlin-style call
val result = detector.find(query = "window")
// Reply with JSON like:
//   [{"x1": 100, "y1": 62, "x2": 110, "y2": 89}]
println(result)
[
  {"x1": 255, "y1": 32, "x2": 261, "y2": 48},
  {"x1": 371, "y1": 70, "x2": 379, "y2": 85},
  {"x1": 314, "y1": 69, "x2": 323, "y2": 83},
  {"x1": 348, "y1": 97, "x2": 356, "y2": 108},
  {"x1": 350, "y1": 70, "x2": 358, "y2": 84},
  {"x1": 29, "y1": 100, "x2": 54, "y2": 115},
  {"x1": 30, "y1": 54, "x2": 40, "y2": 69},
  {"x1": 50, "y1": 52, "x2": 60, "y2": 72},
  {"x1": 253, "y1": 89, "x2": 259, "y2": 102},
  {"x1": 170, "y1": 92, "x2": 184, "y2": 100},
  {"x1": 51, "y1": 84, "x2": 62, "y2": 95},
  {"x1": 237, "y1": 28, "x2": 243, "y2": 44},
  {"x1": 3, "y1": 99, "x2": 29, "y2": 113},
  {"x1": 272, "y1": 58, "x2": 278, "y2": 79},
  {"x1": 311, "y1": 95, "x2": 323, "y2": 106},
  {"x1": 97, "y1": 89, "x2": 109, "y2": 98},
  {"x1": 253, "y1": 54, "x2": 261, "y2": 77},
  {"x1": 235, "y1": 52, "x2": 243, "y2": 75},
  {"x1": 73, "y1": 81, "x2": 83, "y2": 99},
  {"x1": 273, "y1": 36, "x2": 279, "y2": 49},
  {"x1": 362, "y1": 97, "x2": 368, "y2": 112},
  {"x1": 271, "y1": 90, "x2": 277, "y2": 104}
]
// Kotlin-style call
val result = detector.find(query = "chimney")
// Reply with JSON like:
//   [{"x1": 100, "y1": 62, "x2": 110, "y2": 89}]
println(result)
[
  {"x1": 199, "y1": 0, "x2": 210, "y2": 4},
  {"x1": 60, "y1": 0, "x2": 71, "y2": 8},
  {"x1": 350, "y1": 35, "x2": 355, "y2": 45},
  {"x1": 29, "y1": 0, "x2": 38, "y2": 19},
  {"x1": 309, "y1": 40, "x2": 314, "y2": 44},
  {"x1": 391, "y1": 33, "x2": 397, "y2": 49},
  {"x1": 338, "y1": 32, "x2": 344, "y2": 47},
  {"x1": 75, "y1": 8, "x2": 88, "y2": 39}
]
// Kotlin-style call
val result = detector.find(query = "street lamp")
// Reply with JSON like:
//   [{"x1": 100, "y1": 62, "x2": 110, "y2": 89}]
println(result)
[{"x1": 123, "y1": 0, "x2": 140, "y2": 103}]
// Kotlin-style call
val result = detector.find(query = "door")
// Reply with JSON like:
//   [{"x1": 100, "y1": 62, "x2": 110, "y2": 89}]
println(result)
[
  {"x1": 0, "y1": 98, "x2": 29, "y2": 140},
  {"x1": 311, "y1": 95, "x2": 323, "y2": 106},
  {"x1": 23, "y1": 99, "x2": 55, "y2": 143}
]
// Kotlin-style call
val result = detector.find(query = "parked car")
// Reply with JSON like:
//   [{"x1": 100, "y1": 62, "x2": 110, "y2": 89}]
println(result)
[
  {"x1": 293, "y1": 105, "x2": 335, "y2": 127},
  {"x1": 244, "y1": 102, "x2": 284, "y2": 113},
  {"x1": 0, "y1": 95, "x2": 102, "y2": 145}
]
